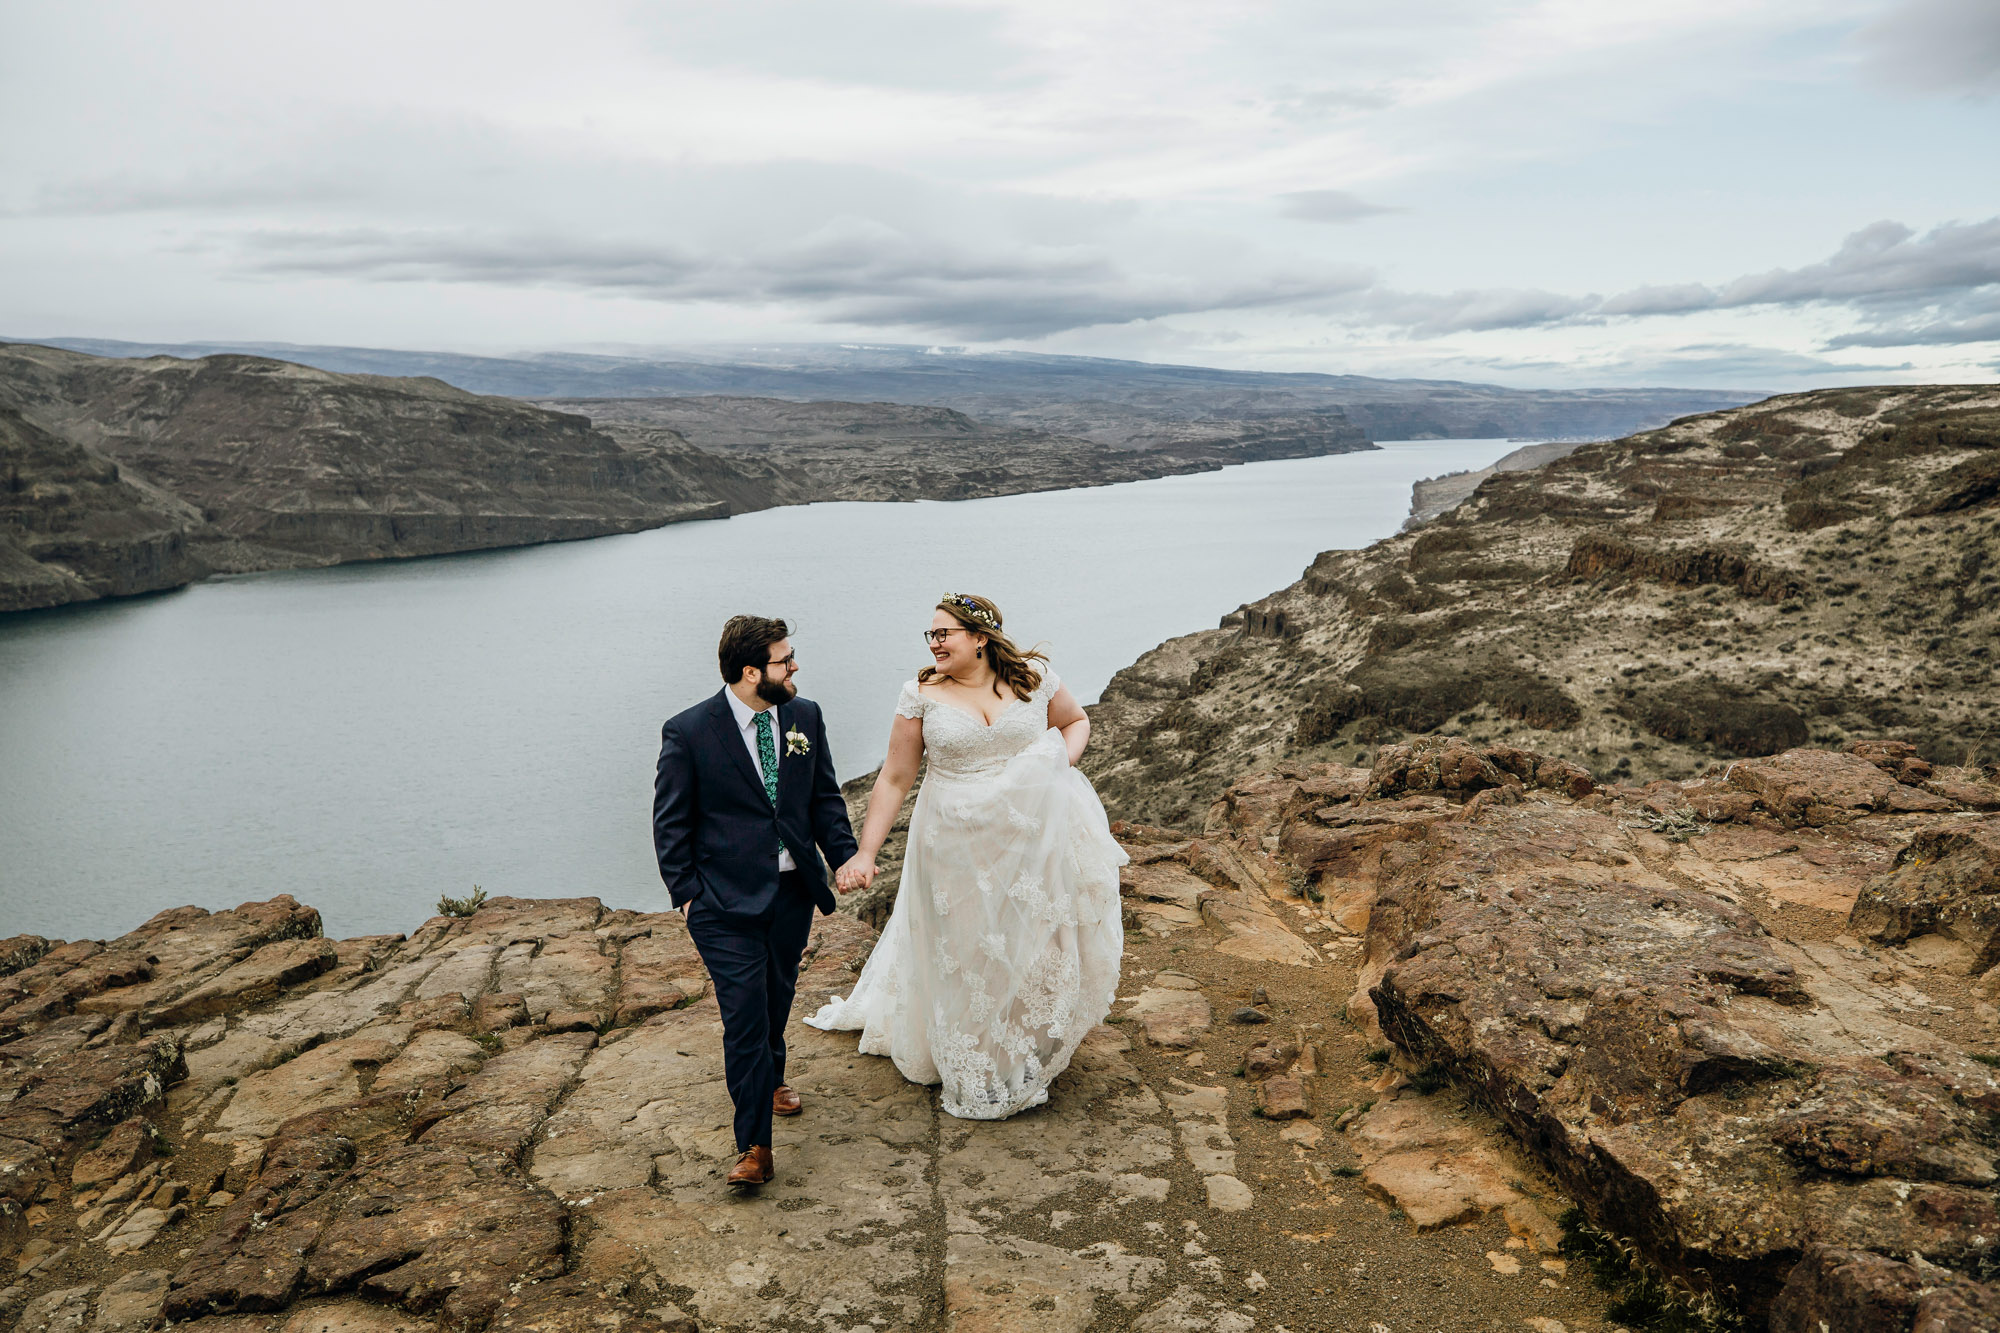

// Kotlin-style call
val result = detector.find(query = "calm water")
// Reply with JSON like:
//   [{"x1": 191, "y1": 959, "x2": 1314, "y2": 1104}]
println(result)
[{"x1": 0, "y1": 440, "x2": 1518, "y2": 941}]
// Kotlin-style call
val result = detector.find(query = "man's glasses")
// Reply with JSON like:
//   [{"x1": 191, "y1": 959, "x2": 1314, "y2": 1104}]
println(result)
[
  {"x1": 921, "y1": 628, "x2": 968, "y2": 646},
  {"x1": 764, "y1": 654, "x2": 796, "y2": 671}
]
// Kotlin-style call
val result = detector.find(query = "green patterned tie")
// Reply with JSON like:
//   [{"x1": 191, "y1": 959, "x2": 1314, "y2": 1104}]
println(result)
[{"x1": 754, "y1": 710, "x2": 786, "y2": 854}]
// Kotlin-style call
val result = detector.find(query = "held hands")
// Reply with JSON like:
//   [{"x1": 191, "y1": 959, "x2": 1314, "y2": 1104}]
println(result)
[{"x1": 834, "y1": 855, "x2": 878, "y2": 895}]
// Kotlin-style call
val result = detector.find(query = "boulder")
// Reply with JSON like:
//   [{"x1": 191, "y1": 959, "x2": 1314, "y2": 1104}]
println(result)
[
  {"x1": 69, "y1": 1117, "x2": 158, "y2": 1189},
  {"x1": 1769, "y1": 1246, "x2": 2000, "y2": 1333},
  {"x1": 1850, "y1": 815, "x2": 2000, "y2": 973},
  {"x1": 1709, "y1": 748, "x2": 1960, "y2": 825}
]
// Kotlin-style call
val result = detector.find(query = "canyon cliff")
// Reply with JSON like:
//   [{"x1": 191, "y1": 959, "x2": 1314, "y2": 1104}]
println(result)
[
  {"x1": 1085, "y1": 385, "x2": 2000, "y2": 827},
  {"x1": 0, "y1": 344, "x2": 1372, "y2": 615}
]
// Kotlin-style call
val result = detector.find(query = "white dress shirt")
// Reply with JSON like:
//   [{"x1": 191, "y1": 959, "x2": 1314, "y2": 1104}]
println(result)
[{"x1": 723, "y1": 688, "x2": 797, "y2": 872}]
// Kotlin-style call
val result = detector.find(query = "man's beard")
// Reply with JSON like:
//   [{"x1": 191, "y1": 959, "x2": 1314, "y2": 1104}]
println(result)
[{"x1": 755, "y1": 673, "x2": 796, "y2": 706}]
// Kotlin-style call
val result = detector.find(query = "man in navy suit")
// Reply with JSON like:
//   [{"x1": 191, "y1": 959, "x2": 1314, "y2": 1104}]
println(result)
[{"x1": 652, "y1": 615, "x2": 869, "y2": 1188}]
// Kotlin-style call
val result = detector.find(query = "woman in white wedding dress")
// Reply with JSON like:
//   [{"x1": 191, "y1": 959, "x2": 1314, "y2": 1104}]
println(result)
[{"x1": 805, "y1": 594, "x2": 1127, "y2": 1120}]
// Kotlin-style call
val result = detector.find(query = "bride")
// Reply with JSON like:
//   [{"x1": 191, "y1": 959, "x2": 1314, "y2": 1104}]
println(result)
[{"x1": 806, "y1": 594, "x2": 1127, "y2": 1119}]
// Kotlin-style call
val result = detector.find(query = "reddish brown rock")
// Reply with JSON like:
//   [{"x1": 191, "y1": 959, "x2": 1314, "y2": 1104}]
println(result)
[
  {"x1": 1845, "y1": 738, "x2": 1935, "y2": 786},
  {"x1": 149, "y1": 937, "x2": 339, "y2": 1027},
  {"x1": 1369, "y1": 737, "x2": 1507, "y2": 799},
  {"x1": 69, "y1": 1117, "x2": 158, "y2": 1189},
  {"x1": 301, "y1": 1144, "x2": 566, "y2": 1326},
  {"x1": 491, "y1": 1276, "x2": 696, "y2": 1333},
  {"x1": 412, "y1": 1031, "x2": 596, "y2": 1162},
  {"x1": 1363, "y1": 791, "x2": 2000, "y2": 1316},
  {"x1": 1242, "y1": 1042, "x2": 1299, "y2": 1079},
  {"x1": 0, "y1": 897, "x2": 321, "y2": 1036},
  {"x1": 610, "y1": 923, "x2": 705, "y2": 1026},
  {"x1": 471, "y1": 992, "x2": 529, "y2": 1033},
  {"x1": 1850, "y1": 815, "x2": 2000, "y2": 972},
  {"x1": 0, "y1": 937, "x2": 54, "y2": 979},
  {"x1": 1713, "y1": 747, "x2": 1960, "y2": 825},
  {"x1": 1770, "y1": 1245, "x2": 2000, "y2": 1333},
  {"x1": 1253, "y1": 1076, "x2": 1310, "y2": 1119}
]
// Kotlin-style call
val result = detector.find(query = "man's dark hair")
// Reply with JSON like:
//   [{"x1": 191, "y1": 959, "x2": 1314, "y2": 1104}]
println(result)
[{"x1": 717, "y1": 615, "x2": 790, "y2": 684}]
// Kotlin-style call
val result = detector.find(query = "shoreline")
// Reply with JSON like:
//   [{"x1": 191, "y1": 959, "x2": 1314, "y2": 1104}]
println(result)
[{"x1": 1, "y1": 431, "x2": 1384, "y2": 619}]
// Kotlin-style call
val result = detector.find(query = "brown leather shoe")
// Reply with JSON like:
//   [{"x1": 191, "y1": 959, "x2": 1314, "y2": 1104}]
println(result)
[
  {"x1": 726, "y1": 1145, "x2": 774, "y2": 1188},
  {"x1": 772, "y1": 1085, "x2": 802, "y2": 1116}
]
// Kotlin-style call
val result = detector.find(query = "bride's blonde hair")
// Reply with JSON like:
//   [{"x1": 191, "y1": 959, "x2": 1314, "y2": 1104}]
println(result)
[{"x1": 919, "y1": 593, "x2": 1046, "y2": 701}]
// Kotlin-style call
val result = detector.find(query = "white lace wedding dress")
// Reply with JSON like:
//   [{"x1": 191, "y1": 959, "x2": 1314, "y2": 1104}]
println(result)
[{"x1": 805, "y1": 668, "x2": 1128, "y2": 1119}]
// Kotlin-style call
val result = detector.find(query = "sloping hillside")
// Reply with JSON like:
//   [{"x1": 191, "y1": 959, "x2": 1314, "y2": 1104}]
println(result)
[
  {"x1": 0, "y1": 406, "x2": 209, "y2": 613},
  {"x1": 0, "y1": 344, "x2": 729, "y2": 594},
  {"x1": 1085, "y1": 385, "x2": 2000, "y2": 824}
]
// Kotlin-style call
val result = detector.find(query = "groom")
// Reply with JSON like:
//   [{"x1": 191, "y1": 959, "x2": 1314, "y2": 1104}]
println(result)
[{"x1": 652, "y1": 615, "x2": 869, "y2": 1188}]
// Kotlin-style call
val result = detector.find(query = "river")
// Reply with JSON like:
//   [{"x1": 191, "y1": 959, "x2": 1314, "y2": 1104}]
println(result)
[{"x1": 0, "y1": 439, "x2": 1521, "y2": 940}]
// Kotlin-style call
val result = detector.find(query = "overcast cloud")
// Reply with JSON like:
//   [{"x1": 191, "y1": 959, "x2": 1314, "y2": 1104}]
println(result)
[{"x1": 1, "y1": 0, "x2": 1996, "y2": 388}]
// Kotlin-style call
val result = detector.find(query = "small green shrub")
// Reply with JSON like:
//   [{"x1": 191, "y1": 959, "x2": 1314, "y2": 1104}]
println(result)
[
  {"x1": 1624, "y1": 806, "x2": 1712, "y2": 843},
  {"x1": 438, "y1": 885, "x2": 488, "y2": 918}
]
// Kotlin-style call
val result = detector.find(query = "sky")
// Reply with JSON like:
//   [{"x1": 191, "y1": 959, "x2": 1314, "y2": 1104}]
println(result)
[{"x1": 2, "y1": 0, "x2": 1997, "y2": 390}]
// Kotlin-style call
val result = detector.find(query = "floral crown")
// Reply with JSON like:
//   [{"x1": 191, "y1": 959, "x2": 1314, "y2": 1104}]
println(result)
[{"x1": 941, "y1": 593, "x2": 998, "y2": 629}]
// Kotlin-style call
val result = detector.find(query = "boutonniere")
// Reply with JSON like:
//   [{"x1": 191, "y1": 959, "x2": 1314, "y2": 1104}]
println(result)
[{"x1": 785, "y1": 727, "x2": 810, "y2": 756}]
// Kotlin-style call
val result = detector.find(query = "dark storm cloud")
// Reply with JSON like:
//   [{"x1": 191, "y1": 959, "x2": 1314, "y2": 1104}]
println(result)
[
  {"x1": 1858, "y1": 0, "x2": 2000, "y2": 97},
  {"x1": 240, "y1": 223, "x2": 1372, "y2": 340},
  {"x1": 1277, "y1": 190, "x2": 1400, "y2": 224}
]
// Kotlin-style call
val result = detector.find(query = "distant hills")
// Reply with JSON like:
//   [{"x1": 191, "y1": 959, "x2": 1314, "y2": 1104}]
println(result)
[
  {"x1": 0, "y1": 342, "x2": 1373, "y2": 613},
  {"x1": 26, "y1": 338, "x2": 1759, "y2": 443}
]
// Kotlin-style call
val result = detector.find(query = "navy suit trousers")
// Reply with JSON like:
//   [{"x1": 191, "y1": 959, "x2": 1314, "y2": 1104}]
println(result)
[{"x1": 685, "y1": 869, "x2": 815, "y2": 1152}]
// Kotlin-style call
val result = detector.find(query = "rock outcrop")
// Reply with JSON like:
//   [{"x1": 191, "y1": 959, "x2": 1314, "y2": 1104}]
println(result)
[
  {"x1": 1198, "y1": 736, "x2": 2000, "y2": 1328},
  {"x1": 1085, "y1": 386, "x2": 2000, "y2": 825}
]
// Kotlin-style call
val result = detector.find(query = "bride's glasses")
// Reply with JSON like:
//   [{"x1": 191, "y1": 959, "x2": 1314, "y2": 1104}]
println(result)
[{"x1": 922, "y1": 628, "x2": 968, "y2": 646}]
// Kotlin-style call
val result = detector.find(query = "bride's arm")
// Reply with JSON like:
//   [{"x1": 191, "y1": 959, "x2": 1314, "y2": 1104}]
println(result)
[
  {"x1": 840, "y1": 713, "x2": 924, "y2": 888},
  {"x1": 1048, "y1": 686, "x2": 1089, "y2": 766}
]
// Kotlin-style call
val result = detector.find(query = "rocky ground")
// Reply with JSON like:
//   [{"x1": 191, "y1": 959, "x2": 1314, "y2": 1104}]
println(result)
[
  {"x1": 1084, "y1": 386, "x2": 2000, "y2": 827},
  {"x1": 0, "y1": 877, "x2": 1605, "y2": 1333},
  {"x1": 8, "y1": 734, "x2": 2000, "y2": 1331}
]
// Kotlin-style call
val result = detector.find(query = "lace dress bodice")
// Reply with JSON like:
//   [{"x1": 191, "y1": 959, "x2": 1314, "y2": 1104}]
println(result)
[{"x1": 895, "y1": 672, "x2": 1059, "y2": 779}]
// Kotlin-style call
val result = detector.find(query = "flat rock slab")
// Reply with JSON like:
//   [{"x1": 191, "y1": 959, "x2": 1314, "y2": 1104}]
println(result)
[
  {"x1": 86, "y1": 1268, "x2": 169, "y2": 1333},
  {"x1": 1348, "y1": 1096, "x2": 1523, "y2": 1229},
  {"x1": 1127, "y1": 987, "x2": 1212, "y2": 1048}
]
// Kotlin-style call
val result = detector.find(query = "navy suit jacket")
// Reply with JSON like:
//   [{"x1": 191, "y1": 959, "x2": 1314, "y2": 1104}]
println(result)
[{"x1": 652, "y1": 690, "x2": 859, "y2": 917}]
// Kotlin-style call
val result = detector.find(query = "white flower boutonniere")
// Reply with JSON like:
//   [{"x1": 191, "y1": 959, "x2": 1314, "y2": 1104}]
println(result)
[{"x1": 785, "y1": 727, "x2": 810, "y2": 757}]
